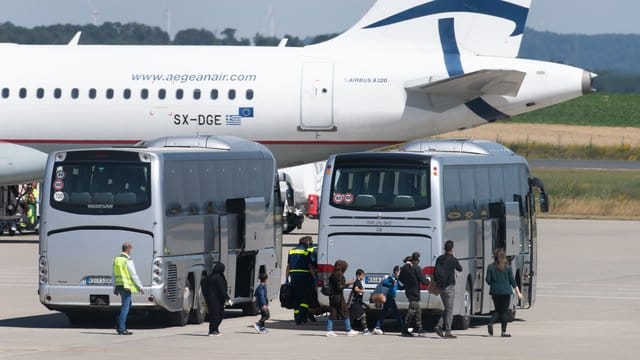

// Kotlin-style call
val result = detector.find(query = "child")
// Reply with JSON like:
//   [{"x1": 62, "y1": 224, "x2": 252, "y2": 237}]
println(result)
[
  {"x1": 253, "y1": 273, "x2": 270, "y2": 334},
  {"x1": 351, "y1": 269, "x2": 370, "y2": 335}
]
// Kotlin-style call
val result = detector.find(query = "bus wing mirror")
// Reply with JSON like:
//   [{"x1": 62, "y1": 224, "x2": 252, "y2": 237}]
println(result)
[{"x1": 539, "y1": 191, "x2": 549, "y2": 213}]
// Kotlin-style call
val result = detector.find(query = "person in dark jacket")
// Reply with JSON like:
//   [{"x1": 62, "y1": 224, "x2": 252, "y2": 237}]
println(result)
[
  {"x1": 434, "y1": 240, "x2": 463, "y2": 339},
  {"x1": 286, "y1": 236, "x2": 314, "y2": 325},
  {"x1": 486, "y1": 248, "x2": 523, "y2": 337},
  {"x1": 398, "y1": 252, "x2": 430, "y2": 337},
  {"x1": 203, "y1": 262, "x2": 230, "y2": 336},
  {"x1": 326, "y1": 260, "x2": 358, "y2": 337},
  {"x1": 350, "y1": 269, "x2": 370, "y2": 335}
]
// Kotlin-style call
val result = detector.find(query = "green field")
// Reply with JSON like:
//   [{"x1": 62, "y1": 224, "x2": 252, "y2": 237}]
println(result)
[
  {"x1": 531, "y1": 168, "x2": 640, "y2": 219},
  {"x1": 511, "y1": 93, "x2": 640, "y2": 127},
  {"x1": 513, "y1": 94, "x2": 640, "y2": 218}
]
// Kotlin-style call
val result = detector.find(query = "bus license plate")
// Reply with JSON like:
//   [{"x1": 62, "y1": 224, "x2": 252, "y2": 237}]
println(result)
[
  {"x1": 85, "y1": 276, "x2": 113, "y2": 285},
  {"x1": 365, "y1": 274, "x2": 386, "y2": 284}
]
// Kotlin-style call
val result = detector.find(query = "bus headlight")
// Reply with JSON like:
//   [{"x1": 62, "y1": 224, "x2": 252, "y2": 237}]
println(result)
[{"x1": 39, "y1": 256, "x2": 49, "y2": 285}]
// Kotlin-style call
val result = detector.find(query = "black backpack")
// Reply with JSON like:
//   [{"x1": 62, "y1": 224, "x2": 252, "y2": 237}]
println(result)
[
  {"x1": 279, "y1": 283, "x2": 294, "y2": 309},
  {"x1": 434, "y1": 256, "x2": 448, "y2": 285}
]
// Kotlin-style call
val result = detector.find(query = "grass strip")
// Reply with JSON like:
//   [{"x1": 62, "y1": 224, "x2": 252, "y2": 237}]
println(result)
[{"x1": 532, "y1": 168, "x2": 640, "y2": 219}]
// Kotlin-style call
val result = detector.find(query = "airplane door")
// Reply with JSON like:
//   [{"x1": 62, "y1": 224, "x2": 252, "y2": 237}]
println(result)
[{"x1": 299, "y1": 62, "x2": 335, "y2": 131}]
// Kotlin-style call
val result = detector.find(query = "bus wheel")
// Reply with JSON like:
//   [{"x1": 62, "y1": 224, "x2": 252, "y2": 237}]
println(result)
[
  {"x1": 170, "y1": 283, "x2": 192, "y2": 326},
  {"x1": 189, "y1": 283, "x2": 207, "y2": 324},
  {"x1": 452, "y1": 281, "x2": 472, "y2": 330}
]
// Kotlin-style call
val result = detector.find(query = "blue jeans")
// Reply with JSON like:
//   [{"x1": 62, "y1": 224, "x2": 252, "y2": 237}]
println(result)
[
  {"x1": 327, "y1": 318, "x2": 352, "y2": 332},
  {"x1": 117, "y1": 288, "x2": 132, "y2": 332}
]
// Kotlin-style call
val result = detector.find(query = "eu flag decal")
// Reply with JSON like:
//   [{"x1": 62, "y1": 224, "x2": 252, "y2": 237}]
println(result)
[{"x1": 226, "y1": 107, "x2": 254, "y2": 126}]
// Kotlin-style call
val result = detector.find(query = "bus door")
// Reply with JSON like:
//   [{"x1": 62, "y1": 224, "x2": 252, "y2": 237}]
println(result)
[
  {"x1": 218, "y1": 214, "x2": 237, "y2": 299},
  {"x1": 476, "y1": 219, "x2": 497, "y2": 314},
  {"x1": 521, "y1": 192, "x2": 538, "y2": 309}
]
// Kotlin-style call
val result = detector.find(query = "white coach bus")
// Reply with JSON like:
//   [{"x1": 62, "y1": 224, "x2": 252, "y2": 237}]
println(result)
[
  {"x1": 38, "y1": 136, "x2": 282, "y2": 325},
  {"x1": 316, "y1": 139, "x2": 548, "y2": 329}
]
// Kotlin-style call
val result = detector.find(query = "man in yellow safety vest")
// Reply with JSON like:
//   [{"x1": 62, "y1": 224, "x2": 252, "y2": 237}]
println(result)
[{"x1": 112, "y1": 242, "x2": 144, "y2": 335}]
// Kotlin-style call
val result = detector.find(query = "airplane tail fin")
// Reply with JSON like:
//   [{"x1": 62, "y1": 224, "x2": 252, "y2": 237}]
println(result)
[{"x1": 314, "y1": 0, "x2": 532, "y2": 58}]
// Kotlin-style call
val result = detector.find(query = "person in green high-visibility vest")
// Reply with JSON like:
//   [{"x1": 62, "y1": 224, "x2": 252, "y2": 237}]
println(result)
[{"x1": 112, "y1": 242, "x2": 144, "y2": 335}]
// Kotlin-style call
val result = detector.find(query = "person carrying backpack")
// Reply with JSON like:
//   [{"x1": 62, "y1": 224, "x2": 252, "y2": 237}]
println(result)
[
  {"x1": 350, "y1": 269, "x2": 370, "y2": 335},
  {"x1": 372, "y1": 265, "x2": 404, "y2": 335},
  {"x1": 434, "y1": 240, "x2": 463, "y2": 339}
]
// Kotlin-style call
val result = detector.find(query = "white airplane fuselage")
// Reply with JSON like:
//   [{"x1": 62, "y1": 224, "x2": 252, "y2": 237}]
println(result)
[
  {"x1": 1, "y1": 44, "x2": 588, "y2": 172},
  {"x1": 0, "y1": 0, "x2": 594, "y2": 184}
]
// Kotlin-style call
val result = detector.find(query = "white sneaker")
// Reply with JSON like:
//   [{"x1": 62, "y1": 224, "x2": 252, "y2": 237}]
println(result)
[
  {"x1": 326, "y1": 331, "x2": 337, "y2": 337},
  {"x1": 346, "y1": 330, "x2": 359, "y2": 336},
  {"x1": 373, "y1": 328, "x2": 384, "y2": 335},
  {"x1": 253, "y1": 323, "x2": 261, "y2": 333},
  {"x1": 362, "y1": 330, "x2": 371, "y2": 336}
]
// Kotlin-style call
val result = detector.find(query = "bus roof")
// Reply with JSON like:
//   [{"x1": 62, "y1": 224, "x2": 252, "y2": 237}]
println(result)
[
  {"x1": 332, "y1": 139, "x2": 527, "y2": 167},
  {"x1": 55, "y1": 136, "x2": 274, "y2": 161}
]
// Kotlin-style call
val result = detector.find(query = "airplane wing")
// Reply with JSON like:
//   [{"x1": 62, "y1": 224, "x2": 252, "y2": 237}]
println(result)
[{"x1": 405, "y1": 70, "x2": 526, "y2": 113}]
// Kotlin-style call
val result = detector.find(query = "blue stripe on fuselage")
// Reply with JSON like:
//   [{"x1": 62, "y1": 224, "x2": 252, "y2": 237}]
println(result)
[
  {"x1": 365, "y1": 0, "x2": 529, "y2": 37},
  {"x1": 438, "y1": 18, "x2": 508, "y2": 122}
]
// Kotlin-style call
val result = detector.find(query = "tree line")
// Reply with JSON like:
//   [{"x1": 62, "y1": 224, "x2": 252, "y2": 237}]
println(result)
[
  {"x1": 0, "y1": 21, "x2": 337, "y2": 47},
  {"x1": 1, "y1": 21, "x2": 638, "y2": 92}
]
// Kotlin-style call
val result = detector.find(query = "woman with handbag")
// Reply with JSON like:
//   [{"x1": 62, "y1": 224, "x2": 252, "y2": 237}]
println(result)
[
  {"x1": 372, "y1": 265, "x2": 404, "y2": 335},
  {"x1": 326, "y1": 260, "x2": 358, "y2": 337},
  {"x1": 486, "y1": 248, "x2": 523, "y2": 337}
]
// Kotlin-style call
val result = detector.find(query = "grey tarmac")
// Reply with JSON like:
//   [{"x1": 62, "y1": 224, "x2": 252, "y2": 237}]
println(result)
[{"x1": 1, "y1": 219, "x2": 639, "y2": 359}]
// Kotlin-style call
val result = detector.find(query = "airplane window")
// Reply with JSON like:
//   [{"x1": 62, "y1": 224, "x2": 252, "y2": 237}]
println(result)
[
  {"x1": 1, "y1": 88, "x2": 8, "y2": 98},
  {"x1": 19, "y1": 88, "x2": 27, "y2": 99},
  {"x1": 123, "y1": 89, "x2": 131, "y2": 99},
  {"x1": 106, "y1": 88, "x2": 114, "y2": 99},
  {"x1": 193, "y1": 89, "x2": 201, "y2": 100},
  {"x1": 141, "y1": 89, "x2": 149, "y2": 99},
  {"x1": 210, "y1": 89, "x2": 218, "y2": 100},
  {"x1": 89, "y1": 88, "x2": 97, "y2": 99},
  {"x1": 37, "y1": 88, "x2": 45, "y2": 99},
  {"x1": 246, "y1": 89, "x2": 254, "y2": 100},
  {"x1": 228, "y1": 89, "x2": 236, "y2": 100},
  {"x1": 54, "y1": 88, "x2": 62, "y2": 99},
  {"x1": 71, "y1": 88, "x2": 79, "y2": 99},
  {"x1": 158, "y1": 89, "x2": 166, "y2": 99},
  {"x1": 176, "y1": 89, "x2": 183, "y2": 99}
]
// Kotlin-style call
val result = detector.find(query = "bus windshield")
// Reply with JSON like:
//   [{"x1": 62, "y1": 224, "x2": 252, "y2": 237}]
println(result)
[
  {"x1": 49, "y1": 162, "x2": 151, "y2": 215},
  {"x1": 330, "y1": 164, "x2": 430, "y2": 211}
]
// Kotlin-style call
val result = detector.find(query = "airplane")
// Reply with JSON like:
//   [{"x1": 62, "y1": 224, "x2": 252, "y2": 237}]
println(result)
[{"x1": 0, "y1": 0, "x2": 594, "y2": 185}]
